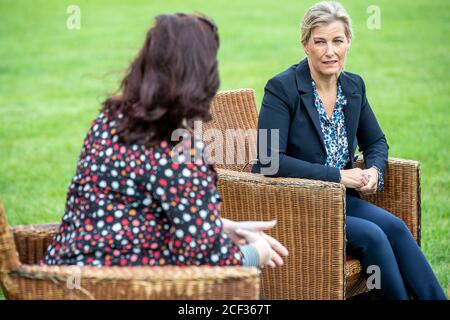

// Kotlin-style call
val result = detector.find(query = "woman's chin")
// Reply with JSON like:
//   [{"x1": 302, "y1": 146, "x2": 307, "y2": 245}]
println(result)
[{"x1": 318, "y1": 67, "x2": 340, "y2": 77}]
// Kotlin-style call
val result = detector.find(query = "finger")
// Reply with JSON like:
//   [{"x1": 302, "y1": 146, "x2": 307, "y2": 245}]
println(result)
[
  {"x1": 261, "y1": 233, "x2": 289, "y2": 256},
  {"x1": 267, "y1": 260, "x2": 276, "y2": 268},
  {"x1": 235, "y1": 228, "x2": 258, "y2": 242},
  {"x1": 239, "y1": 220, "x2": 277, "y2": 232},
  {"x1": 360, "y1": 181, "x2": 376, "y2": 194},
  {"x1": 352, "y1": 177, "x2": 367, "y2": 189},
  {"x1": 357, "y1": 184, "x2": 370, "y2": 192},
  {"x1": 228, "y1": 234, "x2": 241, "y2": 244},
  {"x1": 358, "y1": 178, "x2": 375, "y2": 191},
  {"x1": 361, "y1": 175, "x2": 370, "y2": 185},
  {"x1": 364, "y1": 177, "x2": 371, "y2": 186},
  {"x1": 356, "y1": 181, "x2": 367, "y2": 189},
  {"x1": 270, "y1": 251, "x2": 284, "y2": 266}
]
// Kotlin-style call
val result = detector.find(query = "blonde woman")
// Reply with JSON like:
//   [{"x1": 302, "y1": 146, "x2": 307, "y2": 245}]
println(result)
[{"x1": 253, "y1": 1, "x2": 445, "y2": 299}]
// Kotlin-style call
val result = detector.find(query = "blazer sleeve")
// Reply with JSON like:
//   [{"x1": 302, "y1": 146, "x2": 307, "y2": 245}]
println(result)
[
  {"x1": 356, "y1": 76, "x2": 389, "y2": 176},
  {"x1": 255, "y1": 77, "x2": 341, "y2": 182}
]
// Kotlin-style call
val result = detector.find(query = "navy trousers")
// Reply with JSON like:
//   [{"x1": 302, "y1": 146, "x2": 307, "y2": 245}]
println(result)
[{"x1": 346, "y1": 194, "x2": 446, "y2": 300}]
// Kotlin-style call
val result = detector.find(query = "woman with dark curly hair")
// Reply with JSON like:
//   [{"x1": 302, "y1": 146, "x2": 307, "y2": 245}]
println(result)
[{"x1": 42, "y1": 13, "x2": 288, "y2": 268}]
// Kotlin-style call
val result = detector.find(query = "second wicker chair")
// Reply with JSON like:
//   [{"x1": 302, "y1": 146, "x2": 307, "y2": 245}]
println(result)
[{"x1": 205, "y1": 89, "x2": 421, "y2": 299}]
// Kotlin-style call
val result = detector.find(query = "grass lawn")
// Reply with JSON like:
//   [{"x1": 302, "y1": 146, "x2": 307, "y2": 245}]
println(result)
[{"x1": 0, "y1": 0, "x2": 448, "y2": 298}]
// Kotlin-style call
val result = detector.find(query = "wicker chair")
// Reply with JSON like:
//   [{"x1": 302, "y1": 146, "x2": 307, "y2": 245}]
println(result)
[
  {"x1": 0, "y1": 203, "x2": 260, "y2": 299},
  {"x1": 0, "y1": 89, "x2": 421, "y2": 300},
  {"x1": 204, "y1": 89, "x2": 421, "y2": 299}
]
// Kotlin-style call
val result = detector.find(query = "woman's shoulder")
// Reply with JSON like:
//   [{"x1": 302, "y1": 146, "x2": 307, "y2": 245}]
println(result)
[
  {"x1": 267, "y1": 63, "x2": 298, "y2": 86},
  {"x1": 263, "y1": 64, "x2": 299, "y2": 104},
  {"x1": 86, "y1": 111, "x2": 211, "y2": 171},
  {"x1": 339, "y1": 70, "x2": 365, "y2": 90}
]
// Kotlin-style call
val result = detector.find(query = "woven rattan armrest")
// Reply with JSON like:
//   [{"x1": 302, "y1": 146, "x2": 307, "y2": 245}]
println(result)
[
  {"x1": 4, "y1": 264, "x2": 259, "y2": 300},
  {"x1": 356, "y1": 157, "x2": 421, "y2": 244},
  {"x1": 12, "y1": 224, "x2": 59, "y2": 265},
  {"x1": 216, "y1": 168, "x2": 347, "y2": 300}
]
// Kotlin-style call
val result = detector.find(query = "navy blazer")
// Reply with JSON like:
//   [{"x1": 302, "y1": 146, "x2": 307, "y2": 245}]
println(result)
[{"x1": 252, "y1": 58, "x2": 389, "y2": 186}]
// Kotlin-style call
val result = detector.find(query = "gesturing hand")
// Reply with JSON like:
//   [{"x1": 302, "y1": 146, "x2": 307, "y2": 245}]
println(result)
[{"x1": 221, "y1": 219, "x2": 289, "y2": 268}]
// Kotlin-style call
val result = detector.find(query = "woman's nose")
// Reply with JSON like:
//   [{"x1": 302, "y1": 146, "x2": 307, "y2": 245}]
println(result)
[
  {"x1": 324, "y1": 43, "x2": 336, "y2": 57},
  {"x1": 325, "y1": 49, "x2": 334, "y2": 57}
]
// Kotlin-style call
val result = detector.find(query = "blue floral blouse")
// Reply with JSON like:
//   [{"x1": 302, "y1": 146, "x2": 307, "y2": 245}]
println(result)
[{"x1": 312, "y1": 80, "x2": 384, "y2": 191}]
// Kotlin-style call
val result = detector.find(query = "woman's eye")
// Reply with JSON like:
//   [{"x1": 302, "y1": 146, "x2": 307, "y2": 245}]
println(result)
[{"x1": 334, "y1": 39, "x2": 343, "y2": 43}]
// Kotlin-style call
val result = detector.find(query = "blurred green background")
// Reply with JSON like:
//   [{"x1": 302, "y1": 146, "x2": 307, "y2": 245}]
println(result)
[{"x1": 0, "y1": 0, "x2": 448, "y2": 297}]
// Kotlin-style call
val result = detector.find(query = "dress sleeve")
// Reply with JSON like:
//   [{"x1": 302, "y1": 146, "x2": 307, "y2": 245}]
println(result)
[{"x1": 149, "y1": 140, "x2": 244, "y2": 266}]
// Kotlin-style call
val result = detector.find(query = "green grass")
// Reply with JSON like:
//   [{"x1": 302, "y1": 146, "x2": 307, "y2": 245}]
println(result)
[{"x1": 0, "y1": 0, "x2": 448, "y2": 298}]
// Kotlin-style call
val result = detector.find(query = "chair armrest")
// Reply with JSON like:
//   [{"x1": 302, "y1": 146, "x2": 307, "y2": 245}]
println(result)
[
  {"x1": 216, "y1": 169, "x2": 346, "y2": 300},
  {"x1": 356, "y1": 157, "x2": 421, "y2": 245},
  {"x1": 5, "y1": 264, "x2": 259, "y2": 300},
  {"x1": 12, "y1": 224, "x2": 59, "y2": 265}
]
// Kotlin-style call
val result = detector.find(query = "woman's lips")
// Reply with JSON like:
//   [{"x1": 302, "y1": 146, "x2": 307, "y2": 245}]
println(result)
[{"x1": 323, "y1": 60, "x2": 338, "y2": 65}]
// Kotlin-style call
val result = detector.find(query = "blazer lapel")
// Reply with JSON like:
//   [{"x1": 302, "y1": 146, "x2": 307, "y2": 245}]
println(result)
[
  {"x1": 339, "y1": 72, "x2": 361, "y2": 157},
  {"x1": 301, "y1": 93, "x2": 326, "y2": 153},
  {"x1": 295, "y1": 59, "x2": 326, "y2": 153}
]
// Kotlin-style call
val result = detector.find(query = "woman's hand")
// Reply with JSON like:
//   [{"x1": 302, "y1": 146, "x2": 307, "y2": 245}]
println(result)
[
  {"x1": 355, "y1": 167, "x2": 379, "y2": 195},
  {"x1": 222, "y1": 219, "x2": 289, "y2": 268},
  {"x1": 235, "y1": 228, "x2": 273, "y2": 268},
  {"x1": 339, "y1": 168, "x2": 370, "y2": 189}
]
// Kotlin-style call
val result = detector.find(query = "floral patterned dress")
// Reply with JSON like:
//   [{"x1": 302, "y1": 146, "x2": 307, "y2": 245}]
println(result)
[{"x1": 42, "y1": 112, "x2": 243, "y2": 267}]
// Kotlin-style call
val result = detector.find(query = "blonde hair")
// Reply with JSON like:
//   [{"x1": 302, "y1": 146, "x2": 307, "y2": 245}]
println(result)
[{"x1": 301, "y1": 1, "x2": 353, "y2": 45}]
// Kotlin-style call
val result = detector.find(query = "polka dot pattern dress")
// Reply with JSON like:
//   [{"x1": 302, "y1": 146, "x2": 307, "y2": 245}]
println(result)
[{"x1": 43, "y1": 112, "x2": 244, "y2": 267}]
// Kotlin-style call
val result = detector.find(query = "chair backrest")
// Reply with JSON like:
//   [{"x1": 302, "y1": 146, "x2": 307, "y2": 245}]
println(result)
[
  {"x1": 0, "y1": 201, "x2": 20, "y2": 276},
  {"x1": 202, "y1": 89, "x2": 259, "y2": 172}
]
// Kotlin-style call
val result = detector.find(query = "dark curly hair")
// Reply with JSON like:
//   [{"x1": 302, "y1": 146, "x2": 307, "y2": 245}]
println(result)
[{"x1": 102, "y1": 13, "x2": 220, "y2": 147}]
